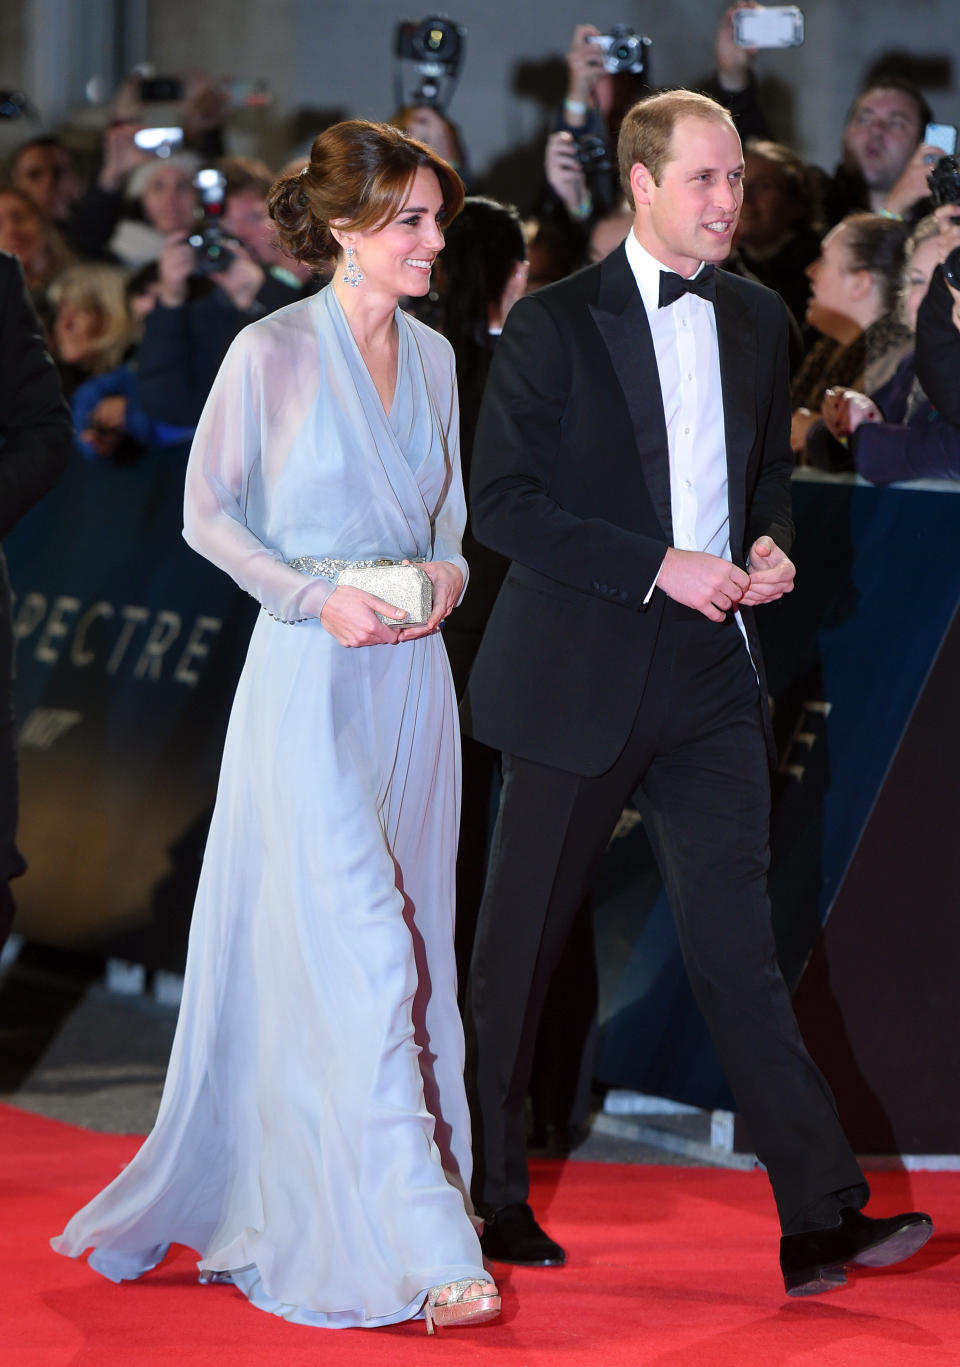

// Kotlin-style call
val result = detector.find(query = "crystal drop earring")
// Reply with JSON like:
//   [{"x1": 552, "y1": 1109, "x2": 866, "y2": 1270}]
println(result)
[{"x1": 342, "y1": 246, "x2": 364, "y2": 288}]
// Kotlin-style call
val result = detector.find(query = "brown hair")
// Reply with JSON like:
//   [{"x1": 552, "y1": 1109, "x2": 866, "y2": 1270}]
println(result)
[
  {"x1": 836, "y1": 211, "x2": 910, "y2": 317},
  {"x1": 744, "y1": 137, "x2": 822, "y2": 227},
  {"x1": 218, "y1": 156, "x2": 275, "y2": 201},
  {"x1": 0, "y1": 185, "x2": 75, "y2": 291},
  {"x1": 617, "y1": 90, "x2": 737, "y2": 208},
  {"x1": 267, "y1": 119, "x2": 464, "y2": 271}
]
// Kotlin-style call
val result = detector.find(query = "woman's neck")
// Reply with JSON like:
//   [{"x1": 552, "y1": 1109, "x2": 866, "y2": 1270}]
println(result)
[{"x1": 332, "y1": 275, "x2": 398, "y2": 351}]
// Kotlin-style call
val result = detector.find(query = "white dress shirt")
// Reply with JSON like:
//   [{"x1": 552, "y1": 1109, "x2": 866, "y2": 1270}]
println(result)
[{"x1": 624, "y1": 229, "x2": 749, "y2": 649}]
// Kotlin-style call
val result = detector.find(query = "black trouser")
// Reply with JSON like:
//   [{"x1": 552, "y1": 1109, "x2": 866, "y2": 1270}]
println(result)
[{"x1": 465, "y1": 602, "x2": 867, "y2": 1231}]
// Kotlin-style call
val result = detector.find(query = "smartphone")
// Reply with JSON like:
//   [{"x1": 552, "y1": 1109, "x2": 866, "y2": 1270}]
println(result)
[
  {"x1": 133, "y1": 126, "x2": 184, "y2": 155},
  {"x1": 925, "y1": 123, "x2": 958, "y2": 156},
  {"x1": 733, "y1": 6, "x2": 804, "y2": 49},
  {"x1": 139, "y1": 75, "x2": 183, "y2": 103}
]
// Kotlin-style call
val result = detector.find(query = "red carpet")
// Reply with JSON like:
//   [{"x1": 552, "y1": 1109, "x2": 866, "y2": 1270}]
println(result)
[{"x1": 4, "y1": 1103, "x2": 959, "y2": 1366}]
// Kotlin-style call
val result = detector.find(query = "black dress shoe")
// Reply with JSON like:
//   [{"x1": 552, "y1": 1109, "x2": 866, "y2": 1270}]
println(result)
[
  {"x1": 780, "y1": 1207, "x2": 933, "y2": 1296},
  {"x1": 480, "y1": 1202, "x2": 566, "y2": 1267}
]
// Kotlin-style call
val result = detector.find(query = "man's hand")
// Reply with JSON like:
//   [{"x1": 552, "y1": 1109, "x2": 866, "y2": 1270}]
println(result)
[
  {"x1": 741, "y1": 535, "x2": 795, "y2": 605},
  {"x1": 98, "y1": 121, "x2": 151, "y2": 192},
  {"x1": 403, "y1": 107, "x2": 460, "y2": 164},
  {"x1": 158, "y1": 233, "x2": 195, "y2": 308},
  {"x1": 657, "y1": 547, "x2": 750, "y2": 622},
  {"x1": 883, "y1": 141, "x2": 945, "y2": 218},
  {"x1": 215, "y1": 241, "x2": 265, "y2": 313},
  {"x1": 715, "y1": 2, "x2": 759, "y2": 92},
  {"x1": 81, "y1": 395, "x2": 128, "y2": 460}
]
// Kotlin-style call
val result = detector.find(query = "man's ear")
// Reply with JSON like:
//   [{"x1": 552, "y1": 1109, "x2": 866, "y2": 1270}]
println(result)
[{"x1": 629, "y1": 162, "x2": 655, "y2": 206}]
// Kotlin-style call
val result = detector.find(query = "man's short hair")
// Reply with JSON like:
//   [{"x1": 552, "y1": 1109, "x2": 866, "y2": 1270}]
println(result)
[
  {"x1": 618, "y1": 90, "x2": 738, "y2": 208},
  {"x1": 845, "y1": 77, "x2": 932, "y2": 141}
]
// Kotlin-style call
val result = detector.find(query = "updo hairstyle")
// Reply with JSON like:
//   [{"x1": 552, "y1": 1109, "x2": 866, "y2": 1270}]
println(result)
[
  {"x1": 267, "y1": 119, "x2": 464, "y2": 272},
  {"x1": 838, "y1": 211, "x2": 910, "y2": 318}
]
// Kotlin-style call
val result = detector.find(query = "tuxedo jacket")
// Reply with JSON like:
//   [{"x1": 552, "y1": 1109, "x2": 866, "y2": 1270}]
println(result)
[{"x1": 460, "y1": 241, "x2": 794, "y2": 778}]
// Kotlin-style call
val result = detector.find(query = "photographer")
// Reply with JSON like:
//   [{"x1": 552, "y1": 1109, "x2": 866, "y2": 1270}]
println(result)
[
  {"x1": 136, "y1": 166, "x2": 310, "y2": 429},
  {"x1": 540, "y1": 23, "x2": 648, "y2": 242},
  {"x1": 541, "y1": 10, "x2": 770, "y2": 257},
  {"x1": 64, "y1": 70, "x2": 230, "y2": 263}
]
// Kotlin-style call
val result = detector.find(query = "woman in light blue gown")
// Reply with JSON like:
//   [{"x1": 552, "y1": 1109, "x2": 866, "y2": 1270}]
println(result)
[{"x1": 52, "y1": 120, "x2": 500, "y2": 1335}]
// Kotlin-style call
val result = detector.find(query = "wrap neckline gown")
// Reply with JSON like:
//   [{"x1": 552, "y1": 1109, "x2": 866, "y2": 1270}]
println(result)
[{"x1": 53, "y1": 285, "x2": 486, "y2": 1327}]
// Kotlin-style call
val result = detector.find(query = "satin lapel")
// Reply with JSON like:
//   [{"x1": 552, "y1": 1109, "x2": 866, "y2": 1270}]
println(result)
[
  {"x1": 589, "y1": 246, "x2": 673, "y2": 543},
  {"x1": 715, "y1": 271, "x2": 757, "y2": 563}
]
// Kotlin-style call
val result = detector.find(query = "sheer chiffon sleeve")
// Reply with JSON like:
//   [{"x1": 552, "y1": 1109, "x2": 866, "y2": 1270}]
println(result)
[
  {"x1": 418, "y1": 331, "x2": 469, "y2": 601},
  {"x1": 182, "y1": 329, "x2": 333, "y2": 623}
]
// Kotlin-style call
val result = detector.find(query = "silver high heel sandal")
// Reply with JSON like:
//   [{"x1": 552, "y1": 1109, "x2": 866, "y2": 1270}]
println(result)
[{"x1": 423, "y1": 1278, "x2": 501, "y2": 1333}]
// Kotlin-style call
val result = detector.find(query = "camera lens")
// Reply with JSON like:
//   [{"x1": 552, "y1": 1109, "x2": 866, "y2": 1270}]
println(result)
[{"x1": 944, "y1": 246, "x2": 960, "y2": 291}]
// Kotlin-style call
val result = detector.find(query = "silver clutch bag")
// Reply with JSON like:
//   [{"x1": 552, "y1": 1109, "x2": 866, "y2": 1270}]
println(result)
[{"x1": 337, "y1": 561, "x2": 433, "y2": 627}]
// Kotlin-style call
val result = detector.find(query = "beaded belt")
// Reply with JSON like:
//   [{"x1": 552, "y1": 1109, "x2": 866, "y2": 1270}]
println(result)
[{"x1": 288, "y1": 554, "x2": 426, "y2": 582}]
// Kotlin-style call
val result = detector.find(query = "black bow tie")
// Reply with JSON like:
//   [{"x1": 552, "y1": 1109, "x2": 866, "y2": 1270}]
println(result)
[{"x1": 658, "y1": 264, "x2": 716, "y2": 308}]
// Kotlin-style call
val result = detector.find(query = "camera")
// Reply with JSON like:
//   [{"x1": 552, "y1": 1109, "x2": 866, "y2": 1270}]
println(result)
[
  {"x1": 926, "y1": 156, "x2": 960, "y2": 291},
  {"x1": 139, "y1": 75, "x2": 183, "y2": 103},
  {"x1": 188, "y1": 169, "x2": 235, "y2": 275},
  {"x1": 394, "y1": 15, "x2": 465, "y2": 111},
  {"x1": 927, "y1": 154, "x2": 960, "y2": 208},
  {"x1": 574, "y1": 133, "x2": 611, "y2": 174},
  {"x1": 586, "y1": 25, "x2": 651, "y2": 76}
]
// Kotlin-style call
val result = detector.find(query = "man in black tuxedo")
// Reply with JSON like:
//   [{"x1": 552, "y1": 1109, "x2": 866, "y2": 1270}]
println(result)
[{"x1": 461, "y1": 90, "x2": 932, "y2": 1296}]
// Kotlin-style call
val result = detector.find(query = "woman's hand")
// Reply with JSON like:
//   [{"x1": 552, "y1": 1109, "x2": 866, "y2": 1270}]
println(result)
[
  {"x1": 545, "y1": 132, "x2": 589, "y2": 217},
  {"x1": 317, "y1": 584, "x2": 409, "y2": 647},
  {"x1": 822, "y1": 386, "x2": 881, "y2": 440},
  {"x1": 565, "y1": 25, "x2": 605, "y2": 110},
  {"x1": 396, "y1": 561, "x2": 463, "y2": 643}
]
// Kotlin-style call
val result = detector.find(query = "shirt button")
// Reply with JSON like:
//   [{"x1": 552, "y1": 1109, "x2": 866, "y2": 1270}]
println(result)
[
  {"x1": 683, "y1": 426, "x2": 690, "y2": 435},
  {"x1": 687, "y1": 372, "x2": 694, "y2": 381},
  {"x1": 684, "y1": 479, "x2": 692, "y2": 489}
]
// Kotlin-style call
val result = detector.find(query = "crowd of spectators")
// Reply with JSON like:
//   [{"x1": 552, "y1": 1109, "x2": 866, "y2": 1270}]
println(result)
[{"x1": 2, "y1": 4, "x2": 959, "y2": 487}]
